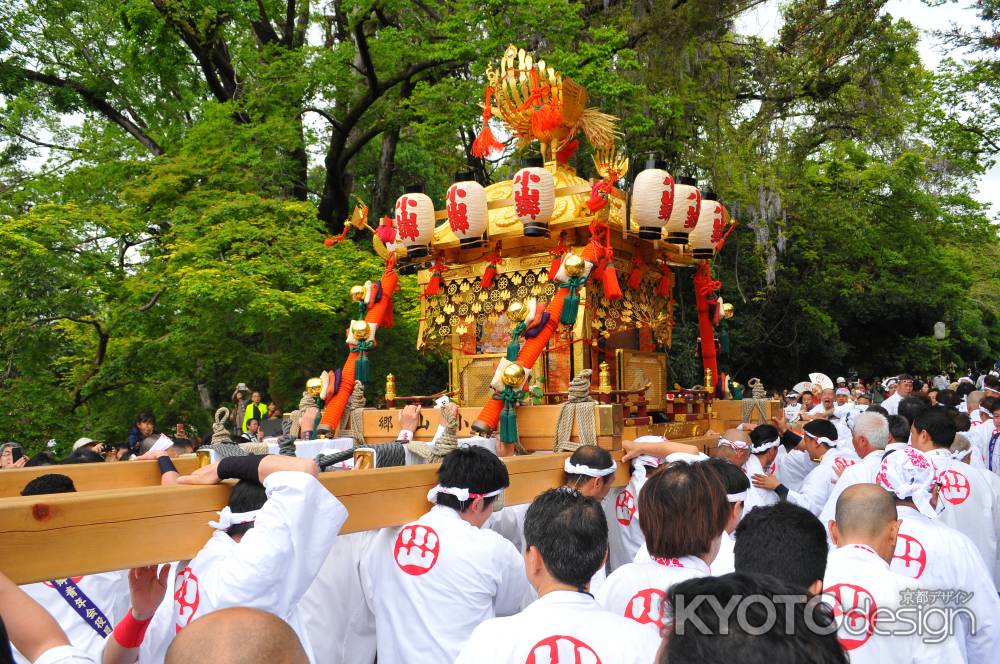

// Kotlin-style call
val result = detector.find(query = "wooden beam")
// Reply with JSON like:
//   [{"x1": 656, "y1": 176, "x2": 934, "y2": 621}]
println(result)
[
  {"x1": 0, "y1": 453, "x2": 632, "y2": 585},
  {"x1": 0, "y1": 457, "x2": 202, "y2": 498}
]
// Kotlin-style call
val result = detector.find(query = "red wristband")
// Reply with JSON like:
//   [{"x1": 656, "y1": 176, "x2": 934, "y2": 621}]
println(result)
[{"x1": 112, "y1": 610, "x2": 153, "y2": 649}]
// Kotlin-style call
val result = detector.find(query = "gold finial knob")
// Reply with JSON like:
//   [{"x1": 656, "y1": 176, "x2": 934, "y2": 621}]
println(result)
[
  {"x1": 562, "y1": 253, "x2": 585, "y2": 277},
  {"x1": 704, "y1": 368, "x2": 713, "y2": 391},
  {"x1": 501, "y1": 363, "x2": 526, "y2": 387},
  {"x1": 350, "y1": 285, "x2": 365, "y2": 302},
  {"x1": 350, "y1": 320, "x2": 371, "y2": 341},
  {"x1": 599, "y1": 362, "x2": 612, "y2": 395},
  {"x1": 507, "y1": 301, "x2": 528, "y2": 322},
  {"x1": 385, "y1": 373, "x2": 396, "y2": 401},
  {"x1": 306, "y1": 377, "x2": 322, "y2": 398}
]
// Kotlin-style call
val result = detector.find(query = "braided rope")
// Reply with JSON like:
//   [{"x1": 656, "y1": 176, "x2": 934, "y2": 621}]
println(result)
[
  {"x1": 406, "y1": 403, "x2": 460, "y2": 462},
  {"x1": 337, "y1": 381, "x2": 367, "y2": 446},
  {"x1": 210, "y1": 408, "x2": 234, "y2": 445},
  {"x1": 553, "y1": 370, "x2": 597, "y2": 452},
  {"x1": 316, "y1": 441, "x2": 406, "y2": 470}
]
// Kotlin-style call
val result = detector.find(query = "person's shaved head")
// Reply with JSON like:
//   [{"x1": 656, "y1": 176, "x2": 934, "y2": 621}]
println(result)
[
  {"x1": 166, "y1": 608, "x2": 308, "y2": 664},
  {"x1": 832, "y1": 484, "x2": 901, "y2": 562},
  {"x1": 713, "y1": 428, "x2": 751, "y2": 465}
]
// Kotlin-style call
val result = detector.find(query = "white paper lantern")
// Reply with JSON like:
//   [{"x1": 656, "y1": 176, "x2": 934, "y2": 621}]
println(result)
[
  {"x1": 664, "y1": 176, "x2": 700, "y2": 245},
  {"x1": 512, "y1": 156, "x2": 555, "y2": 237},
  {"x1": 630, "y1": 157, "x2": 674, "y2": 240},
  {"x1": 394, "y1": 185, "x2": 436, "y2": 258},
  {"x1": 446, "y1": 172, "x2": 488, "y2": 248},
  {"x1": 689, "y1": 192, "x2": 725, "y2": 259}
]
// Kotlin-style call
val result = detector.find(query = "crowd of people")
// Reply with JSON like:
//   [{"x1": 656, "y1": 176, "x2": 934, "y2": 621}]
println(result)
[{"x1": 2, "y1": 365, "x2": 999, "y2": 663}]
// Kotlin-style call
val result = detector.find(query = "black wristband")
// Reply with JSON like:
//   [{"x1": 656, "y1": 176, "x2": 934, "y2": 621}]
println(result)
[
  {"x1": 156, "y1": 456, "x2": 178, "y2": 475},
  {"x1": 218, "y1": 455, "x2": 266, "y2": 482},
  {"x1": 775, "y1": 484, "x2": 789, "y2": 501}
]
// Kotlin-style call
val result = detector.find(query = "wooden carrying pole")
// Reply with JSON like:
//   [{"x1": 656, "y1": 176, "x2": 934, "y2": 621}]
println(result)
[
  {"x1": 0, "y1": 458, "x2": 202, "y2": 499},
  {"x1": 0, "y1": 453, "x2": 626, "y2": 585}
]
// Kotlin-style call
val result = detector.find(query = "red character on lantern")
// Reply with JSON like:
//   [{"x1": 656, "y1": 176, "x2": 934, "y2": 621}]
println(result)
[
  {"x1": 447, "y1": 187, "x2": 470, "y2": 235},
  {"x1": 514, "y1": 171, "x2": 542, "y2": 219},
  {"x1": 396, "y1": 196, "x2": 419, "y2": 240},
  {"x1": 658, "y1": 175, "x2": 675, "y2": 220}
]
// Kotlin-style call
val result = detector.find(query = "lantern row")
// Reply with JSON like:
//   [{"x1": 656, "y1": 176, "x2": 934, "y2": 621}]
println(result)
[{"x1": 392, "y1": 156, "x2": 728, "y2": 259}]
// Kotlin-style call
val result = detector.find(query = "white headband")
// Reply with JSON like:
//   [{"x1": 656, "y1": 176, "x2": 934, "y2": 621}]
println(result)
[
  {"x1": 727, "y1": 491, "x2": 748, "y2": 503},
  {"x1": 804, "y1": 431, "x2": 836, "y2": 447},
  {"x1": 750, "y1": 438, "x2": 780, "y2": 454},
  {"x1": 564, "y1": 458, "x2": 617, "y2": 477},
  {"x1": 664, "y1": 452, "x2": 709, "y2": 464},
  {"x1": 427, "y1": 484, "x2": 503, "y2": 503},
  {"x1": 717, "y1": 437, "x2": 749, "y2": 450},
  {"x1": 985, "y1": 386, "x2": 1000, "y2": 395},
  {"x1": 209, "y1": 506, "x2": 261, "y2": 531},
  {"x1": 951, "y1": 448, "x2": 972, "y2": 461}
]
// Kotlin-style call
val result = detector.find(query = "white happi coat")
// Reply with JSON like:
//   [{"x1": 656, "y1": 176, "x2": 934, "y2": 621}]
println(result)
[
  {"x1": 635, "y1": 532, "x2": 735, "y2": 575},
  {"x1": 361, "y1": 504, "x2": 530, "y2": 664},
  {"x1": 164, "y1": 472, "x2": 347, "y2": 664},
  {"x1": 299, "y1": 530, "x2": 378, "y2": 664},
  {"x1": 823, "y1": 544, "x2": 962, "y2": 663},
  {"x1": 882, "y1": 392, "x2": 902, "y2": 415},
  {"x1": 784, "y1": 402, "x2": 803, "y2": 423},
  {"x1": 596, "y1": 555, "x2": 710, "y2": 632},
  {"x1": 775, "y1": 445, "x2": 813, "y2": 492},
  {"x1": 924, "y1": 448, "x2": 1000, "y2": 584},
  {"x1": 967, "y1": 419, "x2": 998, "y2": 472},
  {"x1": 14, "y1": 571, "x2": 129, "y2": 664},
  {"x1": 742, "y1": 453, "x2": 780, "y2": 520},
  {"x1": 786, "y1": 449, "x2": 858, "y2": 516},
  {"x1": 456, "y1": 590, "x2": 661, "y2": 664},
  {"x1": 605, "y1": 459, "x2": 657, "y2": 570},
  {"x1": 818, "y1": 444, "x2": 908, "y2": 531},
  {"x1": 486, "y1": 500, "x2": 607, "y2": 595},
  {"x1": 891, "y1": 506, "x2": 1000, "y2": 664}
]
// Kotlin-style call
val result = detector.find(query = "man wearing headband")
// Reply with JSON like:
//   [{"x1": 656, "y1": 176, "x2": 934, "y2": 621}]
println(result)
[
  {"x1": 752, "y1": 420, "x2": 857, "y2": 516},
  {"x1": 784, "y1": 391, "x2": 803, "y2": 423},
  {"x1": 877, "y1": 446, "x2": 1000, "y2": 663},
  {"x1": 140, "y1": 455, "x2": 346, "y2": 663},
  {"x1": 606, "y1": 436, "x2": 702, "y2": 571},
  {"x1": 740, "y1": 425, "x2": 781, "y2": 517},
  {"x1": 882, "y1": 374, "x2": 913, "y2": 416},
  {"x1": 456, "y1": 489, "x2": 659, "y2": 664},
  {"x1": 824, "y1": 484, "x2": 962, "y2": 662},
  {"x1": 362, "y1": 445, "x2": 529, "y2": 663},
  {"x1": 966, "y1": 396, "x2": 1000, "y2": 473},
  {"x1": 909, "y1": 408, "x2": 1000, "y2": 584}
]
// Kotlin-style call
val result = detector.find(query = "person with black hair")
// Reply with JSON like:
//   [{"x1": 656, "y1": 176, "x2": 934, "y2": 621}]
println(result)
[
  {"x1": 16, "y1": 475, "x2": 130, "y2": 663},
  {"x1": 597, "y1": 460, "x2": 728, "y2": 632},
  {"x1": 24, "y1": 451, "x2": 57, "y2": 467},
  {"x1": 126, "y1": 411, "x2": 155, "y2": 456},
  {"x1": 877, "y1": 445, "x2": 1000, "y2": 664},
  {"x1": 752, "y1": 419, "x2": 858, "y2": 516},
  {"x1": 61, "y1": 448, "x2": 104, "y2": 465},
  {"x1": 734, "y1": 501, "x2": 829, "y2": 595},
  {"x1": 362, "y1": 445, "x2": 529, "y2": 663},
  {"x1": 910, "y1": 407, "x2": 1000, "y2": 584},
  {"x1": 741, "y1": 424, "x2": 784, "y2": 517},
  {"x1": 139, "y1": 454, "x2": 347, "y2": 663},
  {"x1": 456, "y1": 488, "x2": 659, "y2": 663},
  {"x1": 882, "y1": 374, "x2": 913, "y2": 415},
  {"x1": 896, "y1": 395, "x2": 929, "y2": 427},
  {"x1": 657, "y1": 573, "x2": 847, "y2": 664},
  {"x1": 769, "y1": 415, "x2": 818, "y2": 493}
]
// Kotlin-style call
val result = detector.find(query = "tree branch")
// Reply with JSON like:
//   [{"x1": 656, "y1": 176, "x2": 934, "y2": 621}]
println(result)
[
  {"x1": 138, "y1": 289, "x2": 164, "y2": 312},
  {"x1": 300, "y1": 107, "x2": 343, "y2": 132},
  {"x1": 353, "y1": 19, "x2": 379, "y2": 91},
  {"x1": 0, "y1": 121, "x2": 83, "y2": 153},
  {"x1": 15, "y1": 69, "x2": 162, "y2": 155},
  {"x1": 252, "y1": 0, "x2": 281, "y2": 45},
  {"x1": 339, "y1": 123, "x2": 387, "y2": 170}
]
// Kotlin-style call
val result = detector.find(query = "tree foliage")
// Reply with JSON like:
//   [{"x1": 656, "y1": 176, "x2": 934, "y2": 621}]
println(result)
[{"x1": 1, "y1": 0, "x2": 998, "y2": 450}]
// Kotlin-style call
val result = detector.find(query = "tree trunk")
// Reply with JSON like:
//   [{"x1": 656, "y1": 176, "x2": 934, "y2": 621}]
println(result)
[{"x1": 372, "y1": 127, "x2": 400, "y2": 218}]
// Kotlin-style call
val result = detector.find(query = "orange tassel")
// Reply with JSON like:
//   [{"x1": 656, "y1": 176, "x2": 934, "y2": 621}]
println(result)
[
  {"x1": 656, "y1": 267, "x2": 673, "y2": 297},
  {"x1": 530, "y1": 103, "x2": 562, "y2": 136},
  {"x1": 556, "y1": 139, "x2": 579, "y2": 164},
  {"x1": 425, "y1": 273, "x2": 442, "y2": 296},
  {"x1": 627, "y1": 257, "x2": 644, "y2": 290},
  {"x1": 472, "y1": 86, "x2": 504, "y2": 158},
  {"x1": 602, "y1": 261, "x2": 622, "y2": 300}
]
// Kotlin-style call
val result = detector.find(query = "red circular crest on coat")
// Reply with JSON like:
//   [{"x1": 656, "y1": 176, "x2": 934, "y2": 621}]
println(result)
[
  {"x1": 825, "y1": 583, "x2": 878, "y2": 651},
  {"x1": 833, "y1": 456, "x2": 856, "y2": 476},
  {"x1": 174, "y1": 567, "x2": 200, "y2": 633},
  {"x1": 525, "y1": 635, "x2": 602, "y2": 664},
  {"x1": 624, "y1": 588, "x2": 666, "y2": 630},
  {"x1": 938, "y1": 470, "x2": 971, "y2": 505},
  {"x1": 892, "y1": 533, "x2": 927, "y2": 579},
  {"x1": 615, "y1": 490, "x2": 636, "y2": 526},
  {"x1": 44, "y1": 576, "x2": 84, "y2": 588},
  {"x1": 393, "y1": 524, "x2": 440, "y2": 576}
]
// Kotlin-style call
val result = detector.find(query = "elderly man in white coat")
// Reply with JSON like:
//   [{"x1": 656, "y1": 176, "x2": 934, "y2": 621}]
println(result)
[
  {"x1": 824, "y1": 483, "x2": 963, "y2": 663},
  {"x1": 908, "y1": 407, "x2": 1000, "y2": 584},
  {"x1": 362, "y1": 445, "x2": 530, "y2": 663},
  {"x1": 457, "y1": 488, "x2": 660, "y2": 664},
  {"x1": 139, "y1": 454, "x2": 347, "y2": 664},
  {"x1": 877, "y1": 445, "x2": 1000, "y2": 664}
]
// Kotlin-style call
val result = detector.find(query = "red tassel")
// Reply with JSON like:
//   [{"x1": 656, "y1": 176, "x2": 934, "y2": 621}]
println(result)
[
  {"x1": 656, "y1": 268, "x2": 673, "y2": 297},
  {"x1": 472, "y1": 86, "x2": 505, "y2": 158},
  {"x1": 602, "y1": 262, "x2": 622, "y2": 300},
  {"x1": 548, "y1": 233, "x2": 568, "y2": 280},
  {"x1": 425, "y1": 273, "x2": 442, "y2": 296},
  {"x1": 627, "y1": 257, "x2": 644, "y2": 290},
  {"x1": 530, "y1": 103, "x2": 562, "y2": 137},
  {"x1": 481, "y1": 264, "x2": 497, "y2": 290}
]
